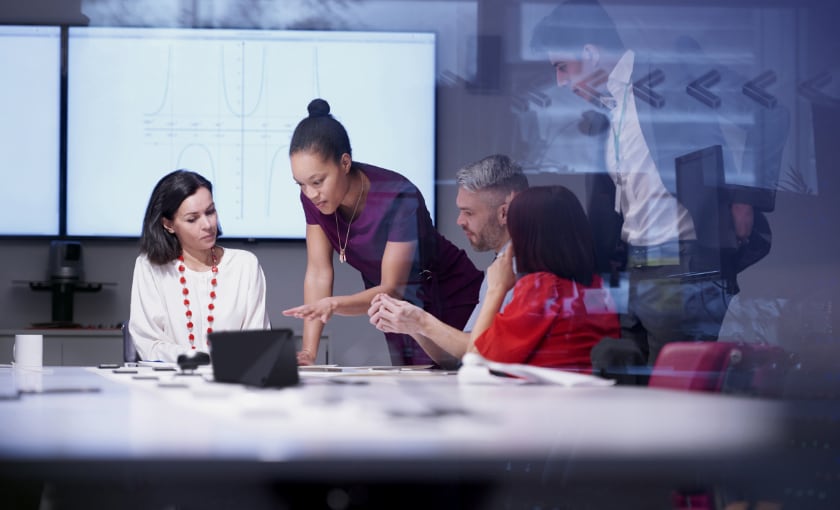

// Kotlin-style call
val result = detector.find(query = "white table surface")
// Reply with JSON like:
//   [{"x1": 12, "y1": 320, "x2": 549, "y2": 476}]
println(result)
[{"x1": 0, "y1": 364, "x2": 790, "y2": 483}]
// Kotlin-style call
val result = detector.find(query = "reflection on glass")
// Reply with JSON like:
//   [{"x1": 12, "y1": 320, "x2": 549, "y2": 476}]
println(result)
[{"x1": 518, "y1": 0, "x2": 794, "y2": 367}]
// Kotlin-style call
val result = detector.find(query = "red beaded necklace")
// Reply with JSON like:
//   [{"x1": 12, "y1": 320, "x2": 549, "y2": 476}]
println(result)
[{"x1": 177, "y1": 248, "x2": 218, "y2": 350}]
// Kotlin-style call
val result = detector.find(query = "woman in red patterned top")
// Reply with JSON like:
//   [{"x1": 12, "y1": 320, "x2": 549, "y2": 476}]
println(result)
[{"x1": 469, "y1": 185, "x2": 619, "y2": 370}]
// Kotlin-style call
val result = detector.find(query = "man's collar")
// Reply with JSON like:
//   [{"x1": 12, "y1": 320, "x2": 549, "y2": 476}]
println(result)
[
  {"x1": 605, "y1": 49, "x2": 635, "y2": 104},
  {"x1": 494, "y1": 240, "x2": 512, "y2": 258}
]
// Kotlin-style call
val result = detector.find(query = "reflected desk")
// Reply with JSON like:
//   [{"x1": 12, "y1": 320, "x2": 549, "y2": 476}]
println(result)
[{"x1": 0, "y1": 365, "x2": 798, "y2": 508}]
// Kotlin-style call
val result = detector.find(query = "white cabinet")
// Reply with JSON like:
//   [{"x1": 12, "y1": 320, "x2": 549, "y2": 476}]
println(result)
[{"x1": 0, "y1": 329, "x2": 122, "y2": 366}]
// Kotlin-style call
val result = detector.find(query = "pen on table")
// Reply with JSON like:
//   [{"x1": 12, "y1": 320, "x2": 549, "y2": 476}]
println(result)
[
  {"x1": 19, "y1": 387, "x2": 102, "y2": 395},
  {"x1": 98, "y1": 362, "x2": 138, "y2": 369}
]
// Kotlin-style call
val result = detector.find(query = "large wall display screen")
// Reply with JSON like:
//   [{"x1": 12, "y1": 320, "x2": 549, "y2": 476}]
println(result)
[
  {"x1": 0, "y1": 25, "x2": 61, "y2": 236},
  {"x1": 67, "y1": 27, "x2": 436, "y2": 238}
]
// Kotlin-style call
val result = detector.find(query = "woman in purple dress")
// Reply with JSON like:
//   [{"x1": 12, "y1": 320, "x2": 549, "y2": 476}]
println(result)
[{"x1": 282, "y1": 99, "x2": 483, "y2": 366}]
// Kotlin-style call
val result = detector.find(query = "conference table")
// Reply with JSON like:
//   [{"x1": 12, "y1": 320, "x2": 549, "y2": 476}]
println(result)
[{"x1": 0, "y1": 362, "x2": 810, "y2": 509}]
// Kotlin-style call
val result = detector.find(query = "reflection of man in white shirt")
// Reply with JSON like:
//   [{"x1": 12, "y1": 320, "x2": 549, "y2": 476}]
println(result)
[
  {"x1": 604, "y1": 50, "x2": 696, "y2": 250},
  {"x1": 532, "y1": 0, "x2": 744, "y2": 363}
]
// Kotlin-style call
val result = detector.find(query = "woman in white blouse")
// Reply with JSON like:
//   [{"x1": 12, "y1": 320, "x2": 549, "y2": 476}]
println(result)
[{"x1": 129, "y1": 170, "x2": 270, "y2": 362}]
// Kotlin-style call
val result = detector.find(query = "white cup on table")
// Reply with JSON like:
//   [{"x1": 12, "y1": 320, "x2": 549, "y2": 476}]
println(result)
[{"x1": 13, "y1": 334, "x2": 43, "y2": 369}]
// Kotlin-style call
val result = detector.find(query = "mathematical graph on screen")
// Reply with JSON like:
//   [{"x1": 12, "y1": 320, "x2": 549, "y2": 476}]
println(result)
[{"x1": 141, "y1": 41, "x2": 322, "y2": 222}]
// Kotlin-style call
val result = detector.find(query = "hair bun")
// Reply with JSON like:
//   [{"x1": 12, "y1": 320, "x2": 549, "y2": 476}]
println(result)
[{"x1": 307, "y1": 98, "x2": 331, "y2": 118}]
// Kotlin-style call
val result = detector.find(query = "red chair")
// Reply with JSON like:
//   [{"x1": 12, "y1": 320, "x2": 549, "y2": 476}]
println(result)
[
  {"x1": 649, "y1": 341, "x2": 795, "y2": 397},
  {"x1": 651, "y1": 342, "x2": 795, "y2": 509}
]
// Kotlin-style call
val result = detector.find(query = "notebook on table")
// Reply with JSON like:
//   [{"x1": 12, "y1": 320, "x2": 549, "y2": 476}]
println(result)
[{"x1": 208, "y1": 329, "x2": 299, "y2": 388}]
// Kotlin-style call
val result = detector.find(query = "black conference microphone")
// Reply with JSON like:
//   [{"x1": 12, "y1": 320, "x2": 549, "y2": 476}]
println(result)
[{"x1": 177, "y1": 351, "x2": 211, "y2": 373}]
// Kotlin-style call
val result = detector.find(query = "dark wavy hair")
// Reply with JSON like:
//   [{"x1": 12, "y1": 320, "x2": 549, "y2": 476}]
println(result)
[
  {"x1": 139, "y1": 170, "x2": 217, "y2": 265},
  {"x1": 289, "y1": 98, "x2": 352, "y2": 164},
  {"x1": 508, "y1": 186, "x2": 596, "y2": 286}
]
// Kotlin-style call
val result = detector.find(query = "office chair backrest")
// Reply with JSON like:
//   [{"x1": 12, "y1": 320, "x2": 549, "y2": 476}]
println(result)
[
  {"x1": 121, "y1": 321, "x2": 139, "y2": 363},
  {"x1": 649, "y1": 341, "x2": 794, "y2": 397}
]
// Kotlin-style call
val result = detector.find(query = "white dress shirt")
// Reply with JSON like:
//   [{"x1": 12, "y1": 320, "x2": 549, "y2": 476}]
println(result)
[{"x1": 605, "y1": 50, "x2": 696, "y2": 247}]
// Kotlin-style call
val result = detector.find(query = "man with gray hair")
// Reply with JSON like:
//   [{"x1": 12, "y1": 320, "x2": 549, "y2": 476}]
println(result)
[{"x1": 368, "y1": 154, "x2": 528, "y2": 368}]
